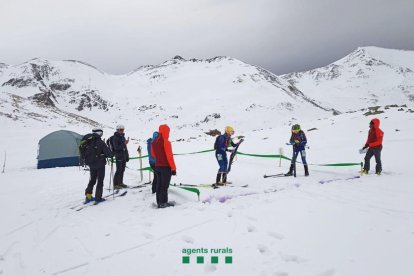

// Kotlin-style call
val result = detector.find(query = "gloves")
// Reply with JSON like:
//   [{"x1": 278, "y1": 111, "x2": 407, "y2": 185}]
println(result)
[
  {"x1": 362, "y1": 144, "x2": 368, "y2": 150},
  {"x1": 171, "y1": 170, "x2": 177, "y2": 176},
  {"x1": 126, "y1": 157, "x2": 130, "y2": 162},
  {"x1": 294, "y1": 140, "x2": 300, "y2": 144}
]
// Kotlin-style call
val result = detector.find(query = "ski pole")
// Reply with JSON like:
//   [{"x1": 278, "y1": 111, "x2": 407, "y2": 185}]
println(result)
[
  {"x1": 138, "y1": 146, "x2": 143, "y2": 182},
  {"x1": 108, "y1": 158, "x2": 114, "y2": 198},
  {"x1": 2, "y1": 151, "x2": 6, "y2": 173}
]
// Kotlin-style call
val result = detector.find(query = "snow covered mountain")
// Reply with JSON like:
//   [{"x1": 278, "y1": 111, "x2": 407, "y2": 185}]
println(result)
[
  {"x1": 281, "y1": 47, "x2": 414, "y2": 112},
  {"x1": 1, "y1": 48, "x2": 414, "y2": 276},
  {"x1": 0, "y1": 56, "x2": 333, "y2": 133}
]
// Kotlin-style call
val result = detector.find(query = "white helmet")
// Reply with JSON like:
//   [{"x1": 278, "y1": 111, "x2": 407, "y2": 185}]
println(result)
[
  {"x1": 92, "y1": 128, "x2": 103, "y2": 137},
  {"x1": 116, "y1": 124, "x2": 125, "y2": 130}
]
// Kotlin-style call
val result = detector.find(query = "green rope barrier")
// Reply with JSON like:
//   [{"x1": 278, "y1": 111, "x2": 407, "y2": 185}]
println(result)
[
  {"x1": 172, "y1": 185, "x2": 200, "y2": 201},
  {"x1": 173, "y1": 149, "x2": 215, "y2": 156},
  {"x1": 124, "y1": 148, "x2": 361, "y2": 167},
  {"x1": 236, "y1": 152, "x2": 291, "y2": 160}
]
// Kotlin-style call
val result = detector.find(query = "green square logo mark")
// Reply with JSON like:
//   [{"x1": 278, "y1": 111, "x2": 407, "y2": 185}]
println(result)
[
  {"x1": 211, "y1": 256, "x2": 219, "y2": 264},
  {"x1": 225, "y1": 256, "x2": 233, "y2": 264},
  {"x1": 182, "y1": 256, "x2": 190, "y2": 264},
  {"x1": 196, "y1": 256, "x2": 204, "y2": 264}
]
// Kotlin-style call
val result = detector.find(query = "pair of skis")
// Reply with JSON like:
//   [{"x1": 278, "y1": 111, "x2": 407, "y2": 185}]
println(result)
[
  {"x1": 71, "y1": 189, "x2": 128, "y2": 211},
  {"x1": 175, "y1": 183, "x2": 248, "y2": 189}
]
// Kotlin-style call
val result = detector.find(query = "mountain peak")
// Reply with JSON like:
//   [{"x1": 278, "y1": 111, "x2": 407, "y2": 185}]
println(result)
[
  {"x1": 347, "y1": 46, "x2": 414, "y2": 70},
  {"x1": 173, "y1": 55, "x2": 185, "y2": 61}
]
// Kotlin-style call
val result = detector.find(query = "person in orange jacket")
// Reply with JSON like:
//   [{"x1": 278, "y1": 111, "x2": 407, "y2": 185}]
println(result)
[
  {"x1": 361, "y1": 118, "x2": 384, "y2": 175},
  {"x1": 151, "y1": 124, "x2": 177, "y2": 208}
]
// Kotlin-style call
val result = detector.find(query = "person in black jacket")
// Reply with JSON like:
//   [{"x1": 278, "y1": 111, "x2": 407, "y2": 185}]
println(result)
[
  {"x1": 111, "y1": 124, "x2": 129, "y2": 189},
  {"x1": 84, "y1": 128, "x2": 113, "y2": 204}
]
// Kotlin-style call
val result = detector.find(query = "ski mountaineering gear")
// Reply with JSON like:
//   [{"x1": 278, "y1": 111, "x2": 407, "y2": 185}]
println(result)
[
  {"x1": 363, "y1": 118, "x2": 383, "y2": 174},
  {"x1": 214, "y1": 131, "x2": 238, "y2": 184},
  {"x1": 147, "y1": 132, "x2": 160, "y2": 193},
  {"x1": 285, "y1": 125, "x2": 309, "y2": 176},
  {"x1": 80, "y1": 133, "x2": 113, "y2": 168},
  {"x1": 76, "y1": 190, "x2": 128, "y2": 211},
  {"x1": 151, "y1": 124, "x2": 176, "y2": 207},
  {"x1": 147, "y1": 132, "x2": 159, "y2": 166},
  {"x1": 109, "y1": 131, "x2": 129, "y2": 188},
  {"x1": 81, "y1": 130, "x2": 113, "y2": 202}
]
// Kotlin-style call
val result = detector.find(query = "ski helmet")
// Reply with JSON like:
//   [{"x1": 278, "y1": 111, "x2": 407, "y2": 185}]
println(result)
[
  {"x1": 292, "y1": 124, "x2": 301, "y2": 131},
  {"x1": 92, "y1": 128, "x2": 103, "y2": 137},
  {"x1": 116, "y1": 124, "x2": 125, "y2": 130},
  {"x1": 225, "y1": 126, "x2": 235, "y2": 135}
]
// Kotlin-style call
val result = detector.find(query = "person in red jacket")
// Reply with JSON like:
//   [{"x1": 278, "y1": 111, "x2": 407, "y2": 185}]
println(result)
[
  {"x1": 361, "y1": 118, "x2": 384, "y2": 175},
  {"x1": 151, "y1": 124, "x2": 177, "y2": 208}
]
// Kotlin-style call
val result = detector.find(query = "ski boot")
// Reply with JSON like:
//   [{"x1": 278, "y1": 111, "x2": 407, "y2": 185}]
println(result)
[
  {"x1": 360, "y1": 169, "x2": 369, "y2": 175},
  {"x1": 94, "y1": 198, "x2": 106, "y2": 205},
  {"x1": 376, "y1": 170, "x2": 382, "y2": 176},
  {"x1": 158, "y1": 202, "x2": 174, "y2": 208},
  {"x1": 284, "y1": 164, "x2": 294, "y2": 176},
  {"x1": 84, "y1": 193, "x2": 95, "y2": 204},
  {"x1": 304, "y1": 165, "x2": 309, "y2": 176},
  {"x1": 215, "y1": 173, "x2": 226, "y2": 186}
]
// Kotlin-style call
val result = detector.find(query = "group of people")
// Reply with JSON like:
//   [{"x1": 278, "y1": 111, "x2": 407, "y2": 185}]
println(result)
[{"x1": 80, "y1": 118, "x2": 384, "y2": 208}]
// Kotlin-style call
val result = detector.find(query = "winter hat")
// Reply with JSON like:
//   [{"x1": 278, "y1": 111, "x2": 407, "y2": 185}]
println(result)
[
  {"x1": 92, "y1": 128, "x2": 103, "y2": 137},
  {"x1": 116, "y1": 124, "x2": 125, "y2": 130},
  {"x1": 292, "y1": 124, "x2": 301, "y2": 131}
]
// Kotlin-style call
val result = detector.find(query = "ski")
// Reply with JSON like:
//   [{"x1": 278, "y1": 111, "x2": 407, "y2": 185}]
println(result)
[
  {"x1": 174, "y1": 183, "x2": 215, "y2": 189},
  {"x1": 129, "y1": 181, "x2": 152, "y2": 189},
  {"x1": 213, "y1": 184, "x2": 248, "y2": 189},
  {"x1": 69, "y1": 189, "x2": 120, "y2": 210},
  {"x1": 264, "y1": 173, "x2": 292, "y2": 178},
  {"x1": 227, "y1": 139, "x2": 244, "y2": 173},
  {"x1": 175, "y1": 183, "x2": 248, "y2": 189},
  {"x1": 319, "y1": 176, "x2": 361, "y2": 184},
  {"x1": 75, "y1": 191, "x2": 127, "y2": 211}
]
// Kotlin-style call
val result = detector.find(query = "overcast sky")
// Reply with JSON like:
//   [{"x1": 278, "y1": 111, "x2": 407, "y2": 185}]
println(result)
[{"x1": 0, "y1": 0, "x2": 413, "y2": 75}]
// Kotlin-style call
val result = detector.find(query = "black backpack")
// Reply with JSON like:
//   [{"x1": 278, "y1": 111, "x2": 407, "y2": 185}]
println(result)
[
  {"x1": 214, "y1": 135, "x2": 220, "y2": 150},
  {"x1": 79, "y1": 134, "x2": 101, "y2": 166},
  {"x1": 106, "y1": 135, "x2": 114, "y2": 153}
]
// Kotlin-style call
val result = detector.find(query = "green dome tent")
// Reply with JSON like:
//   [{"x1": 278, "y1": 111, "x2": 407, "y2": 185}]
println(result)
[{"x1": 37, "y1": 130, "x2": 83, "y2": 169}]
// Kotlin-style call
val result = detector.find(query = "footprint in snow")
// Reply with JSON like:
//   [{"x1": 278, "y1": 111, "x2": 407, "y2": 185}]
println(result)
[
  {"x1": 279, "y1": 252, "x2": 307, "y2": 264},
  {"x1": 182, "y1": 235, "x2": 194, "y2": 244},
  {"x1": 268, "y1": 232, "x2": 285, "y2": 240},
  {"x1": 227, "y1": 211, "x2": 233, "y2": 217},
  {"x1": 258, "y1": 244, "x2": 270, "y2": 255},
  {"x1": 273, "y1": 272, "x2": 289, "y2": 276},
  {"x1": 204, "y1": 264, "x2": 217, "y2": 273},
  {"x1": 142, "y1": 232, "x2": 154, "y2": 239},
  {"x1": 247, "y1": 225, "x2": 256, "y2": 233},
  {"x1": 315, "y1": 269, "x2": 336, "y2": 276}
]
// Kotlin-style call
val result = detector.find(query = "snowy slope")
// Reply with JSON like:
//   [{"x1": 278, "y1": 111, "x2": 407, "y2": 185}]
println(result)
[
  {"x1": 0, "y1": 108, "x2": 413, "y2": 276},
  {"x1": 1, "y1": 48, "x2": 414, "y2": 276},
  {"x1": 281, "y1": 47, "x2": 414, "y2": 112}
]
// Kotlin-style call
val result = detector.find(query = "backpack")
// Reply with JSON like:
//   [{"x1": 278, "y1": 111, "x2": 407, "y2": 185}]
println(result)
[
  {"x1": 106, "y1": 135, "x2": 114, "y2": 153},
  {"x1": 79, "y1": 134, "x2": 101, "y2": 166},
  {"x1": 214, "y1": 135, "x2": 221, "y2": 150}
]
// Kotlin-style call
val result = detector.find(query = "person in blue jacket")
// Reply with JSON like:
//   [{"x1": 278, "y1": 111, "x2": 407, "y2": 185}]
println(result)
[
  {"x1": 214, "y1": 126, "x2": 238, "y2": 184},
  {"x1": 147, "y1": 131, "x2": 159, "y2": 193},
  {"x1": 285, "y1": 124, "x2": 309, "y2": 176}
]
